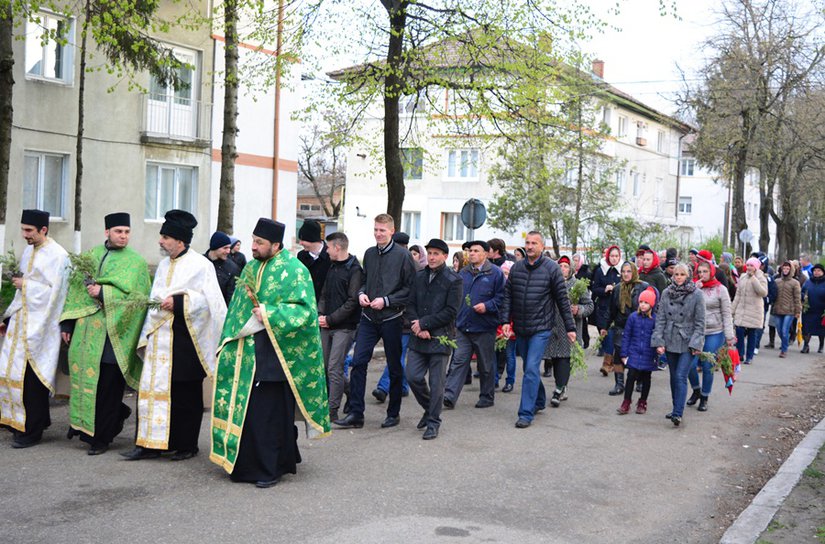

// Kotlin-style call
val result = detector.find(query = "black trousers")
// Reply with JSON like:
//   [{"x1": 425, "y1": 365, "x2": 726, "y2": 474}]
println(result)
[
  {"x1": 230, "y1": 381, "x2": 300, "y2": 483},
  {"x1": 79, "y1": 363, "x2": 129, "y2": 448},
  {"x1": 624, "y1": 368, "x2": 652, "y2": 402},
  {"x1": 167, "y1": 380, "x2": 204, "y2": 452},
  {"x1": 550, "y1": 357, "x2": 570, "y2": 390},
  {"x1": 15, "y1": 363, "x2": 51, "y2": 445}
]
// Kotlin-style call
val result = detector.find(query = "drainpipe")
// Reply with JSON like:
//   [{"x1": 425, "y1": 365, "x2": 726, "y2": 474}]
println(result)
[{"x1": 271, "y1": 0, "x2": 284, "y2": 219}]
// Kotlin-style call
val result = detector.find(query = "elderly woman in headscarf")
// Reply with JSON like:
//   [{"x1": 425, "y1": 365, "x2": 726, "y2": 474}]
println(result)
[
  {"x1": 651, "y1": 262, "x2": 706, "y2": 427},
  {"x1": 600, "y1": 260, "x2": 650, "y2": 396}
]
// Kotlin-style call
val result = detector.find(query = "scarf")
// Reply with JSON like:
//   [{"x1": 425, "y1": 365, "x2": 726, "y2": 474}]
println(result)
[
  {"x1": 618, "y1": 261, "x2": 642, "y2": 314},
  {"x1": 699, "y1": 261, "x2": 721, "y2": 290},
  {"x1": 668, "y1": 279, "x2": 697, "y2": 301}
]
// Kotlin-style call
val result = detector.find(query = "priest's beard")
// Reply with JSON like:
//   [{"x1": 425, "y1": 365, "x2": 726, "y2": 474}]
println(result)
[{"x1": 159, "y1": 247, "x2": 171, "y2": 257}]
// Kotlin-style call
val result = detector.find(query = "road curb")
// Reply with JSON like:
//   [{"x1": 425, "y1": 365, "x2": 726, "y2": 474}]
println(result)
[{"x1": 719, "y1": 414, "x2": 825, "y2": 543}]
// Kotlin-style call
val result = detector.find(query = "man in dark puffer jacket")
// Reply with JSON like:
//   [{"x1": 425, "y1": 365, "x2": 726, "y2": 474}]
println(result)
[{"x1": 500, "y1": 231, "x2": 576, "y2": 429}]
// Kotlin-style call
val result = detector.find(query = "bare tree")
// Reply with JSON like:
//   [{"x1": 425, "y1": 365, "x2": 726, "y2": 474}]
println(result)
[{"x1": 298, "y1": 117, "x2": 347, "y2": 218}]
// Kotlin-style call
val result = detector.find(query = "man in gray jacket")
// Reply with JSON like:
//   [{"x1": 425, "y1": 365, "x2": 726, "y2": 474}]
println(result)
[{"x1": 500, "y1": 231, "x2": 576, "y2": 428}]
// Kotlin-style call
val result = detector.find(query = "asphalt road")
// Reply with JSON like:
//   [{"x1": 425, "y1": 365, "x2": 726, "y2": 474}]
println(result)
[{"x1": 3, "y1": 340, "x2": 824, "y2": 544}]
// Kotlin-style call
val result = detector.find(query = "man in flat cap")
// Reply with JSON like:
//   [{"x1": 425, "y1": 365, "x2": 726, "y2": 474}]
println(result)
[
  {"x1": 210, "y1": 218, "x2": 329, "y2": 488},
  {"x1": 297, "y1": 219, "x2": 330, "y2": 304},
  {"x1": 122, "y1": 210, "x2": 226, "y2": 461},
  {"x1": 60, "y1": 213, "x2": 151, "y2": 455},
  {"x1": 443, "y1": 240, "x2": 504, "y2": 409},
  {"x1": 205, "y1": 231, "x2": 240, "y2": 305},
  {"x1": 404, "y1": 238, "x2": 462, "y2": 439},
  {"x1": 0, "y1": 210, "x2": 69, "y2": 448}
]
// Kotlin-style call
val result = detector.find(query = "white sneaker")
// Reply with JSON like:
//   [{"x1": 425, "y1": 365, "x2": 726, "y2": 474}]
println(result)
[{"x1": 754, "y1": 348, "x2": 759, "y2": 355}]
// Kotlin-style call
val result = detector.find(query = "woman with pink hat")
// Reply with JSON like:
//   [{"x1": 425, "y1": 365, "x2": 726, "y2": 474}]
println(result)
[{"x1": 731, "y1": 257, "x2": 769, "y2": 364}]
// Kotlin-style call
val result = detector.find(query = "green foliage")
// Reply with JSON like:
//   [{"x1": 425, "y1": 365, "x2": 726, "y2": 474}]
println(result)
[
  {"x1": 570, "y1": 340, "x2": 587, "y2": 380},
  {"x1": 68, "y1": 252, "x2": 98, "y2": 284},
  {"x1": 435, "y1": 335, "x2": 458, "y2": 350},
  {"x1": 698, "y1": 235, "x2": 726, "y2": 264},
  {"x1": 568, "y1": 277, "x2": 590, "y2": 303},
  {"x1": 0, "y1": 281, "x2": 15, "y2": 315},
  {"x1": 0, "y1": 245, "x2": 19, "y2": 281},
  {"x1": 589, "y1": 217, "x2": 666, "y2": 262}
]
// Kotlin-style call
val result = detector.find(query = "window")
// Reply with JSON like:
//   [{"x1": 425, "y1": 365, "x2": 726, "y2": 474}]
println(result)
[
  {"x1": 442, "y1": 212, "x2": 465, "y2": 242},
  {"x1": 679, "y1": 196, "x2": 693, "y2": 214},
  {"x1": 147, "y1": 48, "x2": 199, "y2": 139},
  {"x1": 446, "y1": 149, "x2": 479, "y2": 180},
  {"x1": 657, "y1": 130, "x2": 666, "y2": 153},
  {"x1": 617, "y1": 116, "x2": 627, "y2": 138},
  {"x1": 680, "y1": 158, "x2": 695, "y2": 176},
  {"x1": 23, "y1": 151, "x2": 67, "y2": 217},
  {"x1": 632, "y1": 172, "x2": 641, "y2": 196},
  {"x1": 636, "y1": 121, "x2": 648, "y2": 145},
  {"x1": 616, "y1": 170, "x2": 626, "y2": 193},
  {"x1": 401, "y1": 147, "x2": 423, "y2": 180},
  {"x1": 145, "y1": 163, "x2": 198, "y2": 220},
  {"x1": 401, "y1": 211, "x2": 421, "y2": 239},
  {"x1": 602, "y1": 106, "x2": 612, "y2": 127},
  {"x1": 299, "y1": 203, "x2": 321, "y2": 212},
  {"x1": 25, "y1": 12, "x2": 74, "y2": 83}
]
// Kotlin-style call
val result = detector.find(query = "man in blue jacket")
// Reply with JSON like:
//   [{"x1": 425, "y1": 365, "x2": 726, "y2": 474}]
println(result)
[{"x1": 444, "y1": 240, "x2": 505, "y2": 409}]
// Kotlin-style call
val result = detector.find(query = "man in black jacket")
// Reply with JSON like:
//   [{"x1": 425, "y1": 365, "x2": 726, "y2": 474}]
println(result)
[
  {"x1": 334, "y1": 214, "x2": 417, "y2": 429},
  {"x1": 318, "y1": 232, "x2": 363, "y2": 422},
  {"x1": 500, "y1": 231, "x2": 576, "y2": 429},
  {"x1": 404, "y1": 239, "x2": 462, "y2": 440},
  {"x1": 297, "y1": 220, "x2": 331, "y2": 303},
  {"x1": 204, "y1": 231, "x2": 240, "y2": 305}
]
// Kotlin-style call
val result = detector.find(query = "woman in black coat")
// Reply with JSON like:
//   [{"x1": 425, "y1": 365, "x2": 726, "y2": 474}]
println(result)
[{"x1": 591, "y1": 245, "x2": 622, "y2": 377}]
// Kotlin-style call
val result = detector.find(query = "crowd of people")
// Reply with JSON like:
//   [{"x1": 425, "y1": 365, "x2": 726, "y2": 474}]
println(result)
[{"x1": 1, "y1": 208, "x2": 823, "y2": 489}]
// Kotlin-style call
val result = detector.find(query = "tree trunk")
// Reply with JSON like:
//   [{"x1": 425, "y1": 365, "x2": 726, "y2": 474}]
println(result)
[
  {"x1": 74, "y1": 0, "x2": 91, "y2": 253},
  {"x1": 730, "y1": 140, "x2": 749, "y2": 256},
  {"x1": 572, "y1": 101, "x2": 583, "y2": 254},
  {"x1": 0, "y1": 4, "x2": 13, "y2": 233},
  {"x1": 217, "y1": 0, "x2": 239, "y2": 234},
  {"x1": 382, "y1": 1, "x2": 406, "y2": 226},
  {"x1": 758, "y1": 180, "x2": 772, "y2": 255}
]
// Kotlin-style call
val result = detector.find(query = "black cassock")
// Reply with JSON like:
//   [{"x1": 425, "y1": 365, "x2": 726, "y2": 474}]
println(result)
[{"x1": 230, "y1": 330, "x2": 301, "y2": 483}]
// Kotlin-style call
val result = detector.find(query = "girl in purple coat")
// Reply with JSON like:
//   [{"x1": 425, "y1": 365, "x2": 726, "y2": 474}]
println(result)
[{"x1": 618, "y1": 288, "x2": 659, "y2": 415}]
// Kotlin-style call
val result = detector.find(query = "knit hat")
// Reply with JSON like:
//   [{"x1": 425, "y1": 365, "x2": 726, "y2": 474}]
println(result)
[
  {"x1": 298, "y1": 220, "x2": 322, "y2": 243},
  {"x1": 746, "y1": 257, "x2": 762, "y2": 270},
  {"x1": 557, "y1": 255, "x2": 571, "y2": 265},
  {"x1": 638, "y1": 287, "x2": 657, "y2": 307},
  {"x1": 392, "y1": 232, "x2": 410, "y2": 246},
  {"x1": 698, "y1": 249, "x2": 714, "y2": 264},
  {"x1": 159, "y1": 210, "x2": 197, "y2": 244},
  {"x1": 209, "y1": 231, "x2": 231, "y2": 251}
]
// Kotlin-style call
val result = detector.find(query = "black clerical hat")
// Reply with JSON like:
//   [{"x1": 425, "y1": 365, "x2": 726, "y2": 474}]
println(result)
[
  {"x1": 105, "y1": 212, "x2": 130, "y2": 229},
  {"x1": 159, "y1": 209, "x2": 197, "y2": 244},
  {"x1": 253, "y1": 218, "x2": 285, "y2": 244},
  {"x1": 21, "y1": 209, "x2": 49, "y2": 230},
  {"x1": 298, "y1": 220, "x2": 322, "y2": 243}
]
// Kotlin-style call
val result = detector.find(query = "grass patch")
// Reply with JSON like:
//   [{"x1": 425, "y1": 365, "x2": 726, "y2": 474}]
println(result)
[
  {"x1": 804, "y1": 466, "x2": 824, "y2": 479},
  {"x1": 817, "y1": 526, "x2": 825, "y2": 542},
  {"x1": 767, "y1": 520, "x2": 786, "y2": 532}
]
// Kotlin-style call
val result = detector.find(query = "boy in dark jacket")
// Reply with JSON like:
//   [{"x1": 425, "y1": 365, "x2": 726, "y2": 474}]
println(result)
[
  {"x1": 617, "y1": 288, "x2": 658, "y2": 415},
  {"x1": 404, "y1": 239, "x2": 463, "y2": 440}
]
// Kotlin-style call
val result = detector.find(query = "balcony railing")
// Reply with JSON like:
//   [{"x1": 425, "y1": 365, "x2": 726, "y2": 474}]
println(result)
[{"x1": 140, "y1": 93, "x2": 211, "y2": 145}]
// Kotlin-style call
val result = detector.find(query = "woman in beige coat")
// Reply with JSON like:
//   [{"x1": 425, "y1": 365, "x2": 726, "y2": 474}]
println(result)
[{"x1": 731, "y1": 257, "x2": 769, "y2": 364}]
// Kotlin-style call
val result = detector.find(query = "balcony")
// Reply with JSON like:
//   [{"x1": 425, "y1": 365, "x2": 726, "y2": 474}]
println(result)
[{"x1": 140, "y1": 93, "x2": 211, "y2": 147}]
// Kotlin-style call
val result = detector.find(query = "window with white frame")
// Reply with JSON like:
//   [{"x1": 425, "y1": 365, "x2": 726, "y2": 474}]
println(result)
[
  {"x1": 145, "y1": 163, "x2": 198, "y2": 220},
  {"x1": 25, "y1": 12, "x2": 74, "y2": 83},
  {"x1": 401, "y1": 211, "x2": 421, "y2": 239},
  {"x1": 442, "y1": 212, "x2": 465, "y2": 242},
  {"x1": 657, "y1": 130, "x2": 666, "y2": 153},
  {"x1": 680, "y1": 158, "x2": 695, "y2": 176},
  {"x1": 617, "y1": 116, "x2": 627, "y2": 138},
  {"x1": 632, "y1": 172, "x2": 641, "y2": 196},
  {"x1": 602, "y1": 106, "x2": 612, "y2": 127},
  {"x1": 616, "y1": 170, "x2": 626, "y2": 193},
  {"x1": 402, "y1": 147, "x2": 423, "y2": 180},
  {"x1": 23, "y1": 151, "x2": 68, "y2": 218},
  {"x1": 446, "y1": 149, "x2": 479, "y2": 180},
  {"x1": 678, "y1": 196, "x2": 693, "y2": 214},
  {"x1": 147, "y1": 47, "x2": 199, "y2": 139}
]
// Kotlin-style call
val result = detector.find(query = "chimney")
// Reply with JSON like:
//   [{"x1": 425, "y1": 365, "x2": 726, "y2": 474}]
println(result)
[{"x1": 592, "y1": 59, "x2": 604, "y2": 79}]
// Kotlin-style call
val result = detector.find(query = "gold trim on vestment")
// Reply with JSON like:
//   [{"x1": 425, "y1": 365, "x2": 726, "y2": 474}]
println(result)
[{"x1": 182, "y1": 294, "x2": 211, "y2": 378}]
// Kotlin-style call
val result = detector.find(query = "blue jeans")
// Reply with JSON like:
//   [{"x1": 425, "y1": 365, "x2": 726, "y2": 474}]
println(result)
[
  {"x1": 515, "y1": 331, "x2": 551, "y2": 422},
  {"x1": 494, "y1": 339, "x2": 517, "y2": 386},
  {"x1": 688, "y1": 331, "x2": 725, "y2": 396},
  {"x1": 736, "y1": 327, "x2": 758, "y2": 363},
  {"x1": 349, "y1": 316, "x2": 404, "y2": 419},
  {"x1": 667, "y1": 351, "x2": 695, "y2": 418},
  {"x1": 776, "y1": 315, "x2": 794, "y2": 353},
  {"x1": 377, "y1": 333, "x2": 410, "y2": 393},
  {"x1": 755, "y1": 305, "x2": 769, "y2": 347}
]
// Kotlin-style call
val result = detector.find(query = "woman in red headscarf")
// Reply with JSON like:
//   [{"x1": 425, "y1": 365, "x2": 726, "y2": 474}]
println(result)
[{"x1": 591, "y1": 245, "x2": 622, "y2": 377}]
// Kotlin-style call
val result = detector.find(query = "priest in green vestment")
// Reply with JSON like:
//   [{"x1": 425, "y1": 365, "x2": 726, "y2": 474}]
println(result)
[
  {"x1": 59, "y1": 213, "x2": 151, "y2": 455},
  {"x1": 210, "y1": 218, "x2": 330, "y2": 488}
]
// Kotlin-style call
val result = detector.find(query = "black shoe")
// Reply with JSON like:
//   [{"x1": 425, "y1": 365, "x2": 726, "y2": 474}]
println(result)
[
  {"x1": 608, "y1": 384, "x2": 624, "y2": 396},
  {"x1": 67, "y1": 427, "x2": 80, "y2": 440},
  {"x1": 171, "y1": 449, "x2": 199, "y2": 461},
  {"x1": 333, "y1": 413, "x2": 364, "y2": 429},
  {"x1": 671, "y1": 416, "x2": 681, "y2": 427},
  {"x1": 380, "y1": 416, "x2": 400, "y2": 428},
  {"x1": 255, "y1": 478, "x2": 280, "y2": 489},
  {"x1": 11, "y1": 438, "x2": 41, "y2": 449},
  {"x1": 475, "y1": 399, "x2": 494, "y2": 408},
  {"x1": 417, "y1": 414, "x2": 428, "y2": 430},
  {"x1": 120, "y1": 447, "x2": 161, "y2": 461},
  {"x1": 766, "y1": 343, "x2": 775, "y2": 349},
  {"x1": 686, "y1": 389, "x2": 701, "y2": 406},
  {"x1": 515, "y1": 418, "x2": 531, "y2": 428},
  {"x1": 550, "y1": 390, "x2": 562, "y2": 407},
  {"x1": 502, "y1": 384, "x2": 514, "y2": 393},
  {"x1": 542, "y1": 370, "x2": 552, "y2": 377},
  {"x1": 342, "y1": 399, "x2": 351, "y2": 414},
  {"x1": 371, "y1": 389, "x2": 387, "y2": 403},
  {"x1": 697, "y1": 396, "x2": 708, "y2": 412},
  {"x1": 801, "y1": 345, "x2": 810, "y2": 354},
  {"x1": 422, "y1": 426, "x2": 439, "y2": 440},
  {"x1": 87, "y1": 445, "x2": 109, "y2": 456},
  {"x1": 665, "y1": 412, "x2": 673, "y2": 420},
  {"x1": 443, "y1": 398, "x2": 455, "y2": 409}
]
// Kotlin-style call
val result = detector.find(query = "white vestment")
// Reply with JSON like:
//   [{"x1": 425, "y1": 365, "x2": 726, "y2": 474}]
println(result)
[
  {"x1": 136, "y1": 250, "x2": 226, "y2": 449},
  {"x1": 0, "y1": 238, "x2": 69, "y2": 431}
]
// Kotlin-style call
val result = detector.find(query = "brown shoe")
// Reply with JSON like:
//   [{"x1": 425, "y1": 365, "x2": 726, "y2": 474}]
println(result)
[
  {"x1": 600, "y1": 355, "x2": 613, "y2": 376},
  {"x1": 779, "y1": 352, "x2": 787, "y2": 359}
]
